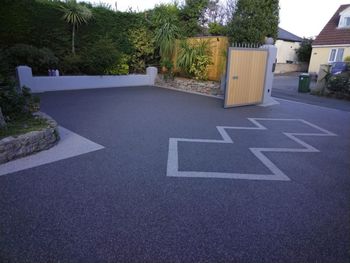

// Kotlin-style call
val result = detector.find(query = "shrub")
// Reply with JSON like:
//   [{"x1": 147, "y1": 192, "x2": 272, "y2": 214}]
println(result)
[
  {"x1": 296, "y1": 38, "x2": 313, "y2": 62},
  {"x1": 79, "y1": 38, "x2": 121, "y2": 75},
  {"x1": 5, "y1": 44, "x2": 58, "y2": 75},
  {"x1": 128, "y1": 27, "x2": 155, "y2": 73},
  {"x1": 106, "y1": 54, "x2": 130, "y2": 75},
  {"x1": 0, "y1": 76, "x2": 40, "y2": 120},
  {"x1": 60, "y1": 54, "x2": 83, "y2": 75},
  {"x1": 327, "y1": 72, "x2": 350, "y2": 96},
  {"x1": 189, "y1": 55, "x2": 212, "y2": 80},
  {"x1": 177, "y1": 40, "x2": 212, "y2": 80}
]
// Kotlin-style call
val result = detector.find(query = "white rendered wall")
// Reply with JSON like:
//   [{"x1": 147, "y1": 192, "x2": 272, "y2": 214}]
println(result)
[
  {"x1": 275, "y1": 39, "x2": 300, "y2": 63},
  {"x1": 16, "y1": 66, "x2": 158, "y2": 93}
]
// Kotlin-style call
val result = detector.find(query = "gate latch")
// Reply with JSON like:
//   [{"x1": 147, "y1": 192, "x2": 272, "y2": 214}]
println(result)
[{"x1": 233, "y1": 76, "x2": 239, "y2": 80}]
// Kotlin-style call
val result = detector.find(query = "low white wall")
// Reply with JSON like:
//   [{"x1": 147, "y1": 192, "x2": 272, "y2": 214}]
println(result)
[
  {"x1": 275, "y1": 63, "x2": 308, "y2": 74},
  {"x1": 16, "y1": 66, "x2": 158, "y2": 93}
]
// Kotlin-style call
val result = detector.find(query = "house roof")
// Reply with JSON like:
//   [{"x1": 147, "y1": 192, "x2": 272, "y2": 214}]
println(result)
[
  {"x1": 313, "y1": 4, "x2": 350, "y2": 46},
  {"x1": 277, "y1": 28, "x2": 303, "y2": 42}
]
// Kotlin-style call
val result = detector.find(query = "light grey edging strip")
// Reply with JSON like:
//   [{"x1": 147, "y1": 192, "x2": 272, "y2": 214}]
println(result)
[
  {"x1": 0, "y1": 126, "x2": 105, "y2": 176},
  {"x1": 167, "y1": 118, "x2": 337, "y2": 181}
]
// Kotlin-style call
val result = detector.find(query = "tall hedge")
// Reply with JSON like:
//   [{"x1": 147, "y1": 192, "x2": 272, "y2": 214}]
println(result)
[
  {"x1": 228, "y1": 0, "x2": 279, "y2": 43},
  {"x1": 0, "y1": 0, "x2": 148, "y2": 75}
]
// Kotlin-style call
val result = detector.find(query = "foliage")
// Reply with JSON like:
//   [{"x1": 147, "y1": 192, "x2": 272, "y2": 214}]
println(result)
[
  {"x1": 344, "y1": 56, "x2": 350, "y2": 62},
  {"x1": 79, "y1": 38, "x2": 121, "y2": 75},
  {"x1": 2, "y1": 44, "x2": 58, "y2": 75},
  {"x1": 208, "y1": 22, "x2": 227, "y2": 35},
  {"x1": 0, "y1": 0, "x2": 145, "y2": 75},
  {"x1": 0, "y1": 115, "x2": 49, "y2": 139},
  {"x1": 228, "y1": 0, "x2": 279, "y2": 43},
  {"x1": 106, "y1": 54, "x2": 130, "y2": 75},
  {"x1": 179, "y1": 0, "x2": 210, "y2": 37},
  {"x1": 296, "y1": 38, "x2": 313, "y2": 62},
  {"x1": 327, "y1": 72, "x2": 350, "y2": 95},
  {"x1": 160, "y1": 58, "x2": 174, "y2": 80},
  {"x1": 177, "y1": 40, "x2": 212, "y2": 80},
  {"x1": 189, "y1": 55, "x2": 212, "y2": 80},
  {"x1": 155, "y1": 22, "x2": 180, "y2": 60},
  {"x1": 60, "y1": 0, "x2": 93, "y2": 54},
  {"x1": 128, "y1": 27, "x2": 155, "y2": 73},
  {"x1": 0, "y1": 77, "x2": 40, "y2": 120}
]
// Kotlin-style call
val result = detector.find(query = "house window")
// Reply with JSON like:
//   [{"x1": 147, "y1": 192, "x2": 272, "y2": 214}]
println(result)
[
  {"x1": 329, "y1": 49, "x2": 337, "y2": 62},
  {"x1": 329, "y1": 48, "x2": 344, "y2": 62},
  {"x1": 339, "y1": 16, "x2": 350, "y2": 28},
  {"x1": 345, "y1": 17, "x2": 350, "y2": 27}
]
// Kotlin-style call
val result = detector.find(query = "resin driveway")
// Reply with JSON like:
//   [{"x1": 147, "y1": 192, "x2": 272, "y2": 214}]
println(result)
[{"x1": 1, "y1": 86, "x2": 349, "y2": 262}]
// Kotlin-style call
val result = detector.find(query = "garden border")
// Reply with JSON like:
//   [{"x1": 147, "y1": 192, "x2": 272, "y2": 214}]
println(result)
[{"x1": 0, "y1": 112, "x2": 59, "y2": 164}]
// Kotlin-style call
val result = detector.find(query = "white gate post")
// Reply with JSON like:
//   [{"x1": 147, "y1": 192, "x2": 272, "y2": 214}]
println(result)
[{"x1": 260, "y1": 43, "x2": 279, "y2": 106}]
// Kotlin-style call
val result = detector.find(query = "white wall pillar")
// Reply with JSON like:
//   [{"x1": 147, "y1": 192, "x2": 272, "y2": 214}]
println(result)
[
  {"x1": 259, "y1": 44, "x2": 279, "y2": 107},
  {"x1": 16, "y1": 65, "x2": 33, "y2": 90},
  {"x1": 146, "y1": 67, "x2": 158, "y2": 85}
]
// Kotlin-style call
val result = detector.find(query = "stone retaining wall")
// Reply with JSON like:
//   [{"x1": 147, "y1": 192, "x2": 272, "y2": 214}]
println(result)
[
  {"x1": 155, "y1": 75, "x2": 223, "y2": 97},
  {"x1": 0, "y1": 112, "x2": 59, "y2": 164}
]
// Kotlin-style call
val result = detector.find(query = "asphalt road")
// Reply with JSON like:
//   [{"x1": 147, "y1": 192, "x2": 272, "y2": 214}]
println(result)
[
  {"x1": 1, "y1": 86, "x2": 349, "y2": 262},
  {"x1": 272, "y1": 74, "x2": 350, "y2": 112}
]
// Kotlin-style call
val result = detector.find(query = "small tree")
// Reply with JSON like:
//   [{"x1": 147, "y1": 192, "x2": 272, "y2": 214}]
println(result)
[
  {"x1": 60, "y1": 0, "x2": 92, "y2": 55},
  {"x1": 296, "y1": 38, "x2": 313, "y2": 62},
  {"x1": 228, "y1": 0, "x2": 279, "y2": 43},
  {"x1": 179, "y1": 0, "x2": 210, "y2": 36}
]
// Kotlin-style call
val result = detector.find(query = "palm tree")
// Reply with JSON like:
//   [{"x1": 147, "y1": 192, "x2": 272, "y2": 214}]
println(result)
[
  {"x1": 60, "y1": 0, "x2": 92, "y2": 55},
  {"x1": 155, "y1": 22, "x2": 179, "y2": 60}
]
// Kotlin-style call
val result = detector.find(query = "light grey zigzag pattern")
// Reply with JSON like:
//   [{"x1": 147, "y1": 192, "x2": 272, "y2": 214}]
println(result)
[{"x1": 167, "y1": 118, "x2": 337, "y2": 181}]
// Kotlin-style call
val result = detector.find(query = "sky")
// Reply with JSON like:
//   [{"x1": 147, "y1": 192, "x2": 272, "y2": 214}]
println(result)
[{"x1": 81, "y1": 0, "x2": 350, "y2": 38}]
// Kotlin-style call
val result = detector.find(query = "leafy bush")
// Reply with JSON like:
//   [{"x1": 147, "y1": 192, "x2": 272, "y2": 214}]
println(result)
[
  {"x1": 189, "y1": 55, "x2": 212, "y2": 80},
  {"x1": 177, "y1": 40, "x2": 212, "y2": 80},
  {"x1": 0, "y1": 76, "x2": 40, "y2": 120},
  {"x1": 160, "y1": 58, "x2": 174, "y2": 80},
  {"x1": 4, "y1": 44, "x2": 58, "y2": 75},
  {"x1": 60, "y1": 54, "x2": 84, "y2": 75},
  {"x1": 208, "y1": 22, "x2": 227, "y2": 36},
  {"x1": 79, "y1": 38, "x2": 121, "y2": 75},
  {"x1": 327, "y1": 72, "x2": 350, "y2": 95},
  {"x1": 128, "y1": 27, "x2": 155, "y2": 73},
  {"x1": 296, "y1": 38, "x2": 313, "y2": 62},
  {"x1": 106, "y1": 54, "x2": 130, "y2": 75}
]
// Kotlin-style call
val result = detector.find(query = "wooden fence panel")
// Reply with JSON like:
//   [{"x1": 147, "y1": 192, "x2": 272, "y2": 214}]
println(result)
[{"x1": 172, "y1": 36, "x2": 229, "y2": 81}]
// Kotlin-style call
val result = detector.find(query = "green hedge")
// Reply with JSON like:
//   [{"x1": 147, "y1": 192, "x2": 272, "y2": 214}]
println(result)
[{"x1": 0, "y1": 0, "x2": 154, "y2": 75}]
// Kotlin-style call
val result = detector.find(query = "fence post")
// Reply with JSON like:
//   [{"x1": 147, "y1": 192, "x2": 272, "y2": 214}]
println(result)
[
  {"x1": 260, "y1": 44, "x2": 279, "y2": 106},
  {"x1": 16, "y1": 65, "x2": 33, "y2": 91}
]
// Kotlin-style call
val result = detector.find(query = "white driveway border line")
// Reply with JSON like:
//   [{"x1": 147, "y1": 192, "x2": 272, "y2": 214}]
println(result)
[
  {"x1": 0, "y1": 126, "x2": 105, "y2": 176},
  {"x1": 166, "y1": 118, "x2": 337, "y2": 181}
]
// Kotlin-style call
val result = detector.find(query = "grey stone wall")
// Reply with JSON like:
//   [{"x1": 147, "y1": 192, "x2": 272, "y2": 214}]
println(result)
[
  {"x1": 0, "y1": 112, "x2": 59, "y2": 164},
  {"x1": 155, "y1": 75, "x2": 223, "y2": 97}
]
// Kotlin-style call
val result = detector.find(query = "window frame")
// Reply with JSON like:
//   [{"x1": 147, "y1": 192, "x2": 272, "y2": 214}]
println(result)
[{"x1": 328, "y1": 49, "x2": 337, "y2": 62}]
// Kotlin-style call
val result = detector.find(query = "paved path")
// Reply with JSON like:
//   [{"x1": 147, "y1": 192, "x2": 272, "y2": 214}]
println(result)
[
  {"x1": 1, "y1": 86, "x2": 349, "y2": 262},
  {"x1": 272, "y1": 74, "x2": 350, "y2": 112}
]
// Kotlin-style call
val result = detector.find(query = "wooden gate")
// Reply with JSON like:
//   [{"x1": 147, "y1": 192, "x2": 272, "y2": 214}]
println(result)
[{"x1": 224, "y1": 48, "x2": 268, "y2": 108}]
